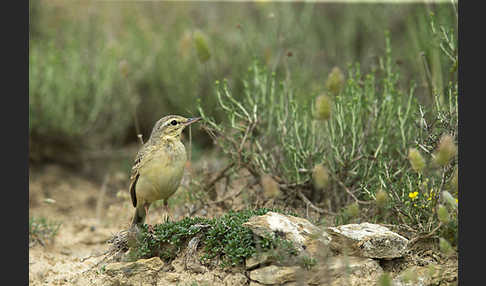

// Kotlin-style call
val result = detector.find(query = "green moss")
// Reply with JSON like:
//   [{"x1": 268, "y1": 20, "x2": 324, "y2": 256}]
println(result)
[{"x1": 132, "y1": 208, "x2": 299, "y2": 268}]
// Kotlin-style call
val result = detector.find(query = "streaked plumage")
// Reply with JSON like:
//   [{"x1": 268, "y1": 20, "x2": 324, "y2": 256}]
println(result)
[{"x1": 129, "y1": 115, "x2": 200, "y2": 228}]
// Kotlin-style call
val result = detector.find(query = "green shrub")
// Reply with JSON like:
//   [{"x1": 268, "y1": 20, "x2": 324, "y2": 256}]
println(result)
[
  {"x1": 198, "y1": 8, "x2": 457, "y2": 245},
  {"x1": 131, "y1": 208, "x2": 298, "y2": 268}
]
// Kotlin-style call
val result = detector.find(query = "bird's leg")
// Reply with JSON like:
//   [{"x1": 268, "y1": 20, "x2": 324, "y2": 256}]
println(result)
[
  {"x1": 161, "y1": 199, "x2": 170, "y2": 223},
  {"x1": 144, "y1": 203, "x2": 154, "y2": 233}
]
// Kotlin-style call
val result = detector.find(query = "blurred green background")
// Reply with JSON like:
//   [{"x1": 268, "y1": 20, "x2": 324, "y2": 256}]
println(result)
[{"x1": 29, "y1": 0, "x2": 455, "y2": 167}]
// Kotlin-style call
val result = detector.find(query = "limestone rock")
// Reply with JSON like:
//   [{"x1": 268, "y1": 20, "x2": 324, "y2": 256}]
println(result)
[
  {"x1": 243, "y1": 212, "x2": 331, "y2": 257},
  {"x1": 223, "y1": 273, "x2": 248, "y2": 286},
  {"x1": 249, "y1": 265, "x2": 300, "y2": 284},
  {"x1": 392, "y1": 264, "x2": 457, "y2": 286},
  {"x1": 249, "y1": 256, "x2": 383, "y2": 286},
  {"x1": 327, "y1": 223, "x2": 408, "y2": 259},
  {"x1": 308, "y1": 255, "x2": 384, "y2": 285},
  {"x1": 104, "y1": 256, "x2": 164, "y2": 277},
  {"x1": 164, "y1": 272, "x2": 180, "y2": 282},
  {"x1": 246, "y1": 252, "x2": 272, "y2": 270}
]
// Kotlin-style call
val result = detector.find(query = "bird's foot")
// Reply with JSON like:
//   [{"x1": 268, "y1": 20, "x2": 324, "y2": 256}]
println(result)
[{"x1": 161, "y1": 213, "x2": 172, "y2": 223}]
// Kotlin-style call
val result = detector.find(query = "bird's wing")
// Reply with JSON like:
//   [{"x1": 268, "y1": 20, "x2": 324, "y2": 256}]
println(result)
[{"x1": 129, "y1": 147, "x2": 146, "y2": 208}]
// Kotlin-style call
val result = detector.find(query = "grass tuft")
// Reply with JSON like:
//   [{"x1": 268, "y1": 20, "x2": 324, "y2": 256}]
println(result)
[{"x1": 29, "y1": 217, "x2": 61, "y2": 247}]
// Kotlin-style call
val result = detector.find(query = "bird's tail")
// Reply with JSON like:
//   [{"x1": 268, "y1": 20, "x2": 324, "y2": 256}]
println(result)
[{"x1": 130, "y1": 205, "x2": 146, "y2": 228}]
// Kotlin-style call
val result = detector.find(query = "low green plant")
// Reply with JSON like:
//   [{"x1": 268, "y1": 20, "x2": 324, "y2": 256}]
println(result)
[
  {"x1": 299, "y1": 255, "x2": 318, "y2": 271},
  {"x1": 131, "y1": 208, "x2": 298, "y2": 268},
  {"x1": 29, "y1": 216, "x2": 61, "y2": 247},
  {"x1": 377, "y1": 272, "x2": 393, "y2": 286},
  {"x1": 197, "y1": 7, "x2": 457, "y2": 248},
  {"x1": 198, "y1": 62, "x2": 325, "y2": 192}
]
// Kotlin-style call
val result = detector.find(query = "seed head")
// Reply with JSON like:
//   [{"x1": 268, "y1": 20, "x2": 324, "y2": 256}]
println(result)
[
  {"x1": 441, "y1": 191, "x2": 457, "y2": 210},
  {"x1": 433, "y1": 134, "x2": 457, "y2": 167},
  {"x1": 261, "y1": 174, "x2": 280, "y2": 199},
  {"x1": 194, "y1": 31, "x2": 211, "y2": 63},
  {"x1": 344, "y1": 203, "x2": 360, "y2": 218},
  {"x1": 437, "y1": 204, "x2": 450, "y2": 223},
  {"x1": 408, "y1": 148, "x2": 426, "y2": 173},
  {"x1": 325, "y1": 66, "x2": 345, "y2": 96},
  {"x1": 312, "y1": 164, "x2": 330, "y2": 190},
  {"x1": 375, "y1": 189, "x2": 389, "y2": 208},
  {"x1": 450, "y1": 168, "x2": 458, "y2": 192},
  {"x1": 439, "y1": 237, "x2": 454, "y2": 256},
  {"x1": 119, "y1": 60, "x2": 129, "y2": 78},
  {"x1": 314, "y1": 94, "x2": 332, "y2": 121}
]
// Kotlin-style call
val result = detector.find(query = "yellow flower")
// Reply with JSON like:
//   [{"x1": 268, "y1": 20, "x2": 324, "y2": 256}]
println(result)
[
  {"x1": 408, "y1": 191, "x2": 419, "y2": 200},
  {"x1": 455, "y1": 198, "x2": 458, "y2": 204}
]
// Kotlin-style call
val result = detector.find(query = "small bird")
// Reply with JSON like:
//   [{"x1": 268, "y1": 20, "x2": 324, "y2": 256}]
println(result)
[{"x1": 128, "y1": 115, "x2": 201, "y2": 228}]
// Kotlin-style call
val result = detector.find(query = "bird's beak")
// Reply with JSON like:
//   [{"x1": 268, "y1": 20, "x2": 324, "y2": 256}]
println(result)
[{"x1": 185, "y1": 117, "x2": 202, "y2": 126}]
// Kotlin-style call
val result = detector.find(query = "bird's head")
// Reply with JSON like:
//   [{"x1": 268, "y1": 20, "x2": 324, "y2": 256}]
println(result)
[{"x1": 150, "y1": 115, "x2": 201, "y2": 141}]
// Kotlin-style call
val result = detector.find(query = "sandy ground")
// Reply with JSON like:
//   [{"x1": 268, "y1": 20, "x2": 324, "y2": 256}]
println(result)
[
  {"x1": 28, "y1": 162, "x2": 180, "y2": 285},
  {"x1": 28, "y1": 147, "x2": 229, "y2": 285},
  {"x1": 29, "y1": 161, "x2": 458, "y2": 285}
]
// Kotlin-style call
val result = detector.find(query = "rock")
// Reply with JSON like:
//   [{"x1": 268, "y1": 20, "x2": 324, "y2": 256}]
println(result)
[
  {"x1": 249, "y1": 282, "x2": 265, "y2": 286},
  {"x1": 104, "y1": 256, "x2": 164, "y2": 277},
  {"x1": 186, "y1": 260, "x2": 207, "y2": 274},
  {"x1": 307, "y1": 255, "x2": 384, "y2": 285},
  {"x1": 326, "y1": 223, "x2": 408, "y2": 259},
  {"x1": 243, "y1": 212, "x2": 331, "y2": 257},
  {"x1": 392, "y1": 264, "x2": 457, "y2": 286},
  {"x1": 249, "y1": 256, "x2": 383, "y2": 285},
  {"x1": 249, "y1": 265, "x2": 300, "y2": 284},
  {"x1": 164, "y1": 272, "x2": 180, "y2": 282},
  {"x1": 223, "y1": 273, "x2": 248, "y2": 286},
  {"x1": 246, "y1": 252, "x2": 272, "y2": 270},
  {"x1": 171, "y1": 258, "x2": 185, "y2": 273}
]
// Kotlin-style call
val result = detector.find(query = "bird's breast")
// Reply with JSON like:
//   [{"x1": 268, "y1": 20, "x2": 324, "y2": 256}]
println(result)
[{"x1": 137, "y1": 142, "x2": 187, "y2": 202}]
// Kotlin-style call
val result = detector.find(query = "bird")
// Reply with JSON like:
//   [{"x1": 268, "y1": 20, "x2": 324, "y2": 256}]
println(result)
[{"x1": 128, "y1": 115, "x2": 201, "y2": 228}]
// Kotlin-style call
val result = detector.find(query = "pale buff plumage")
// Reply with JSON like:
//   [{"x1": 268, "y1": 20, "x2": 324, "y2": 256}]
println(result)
[{"x1": 129, "y1": 115, "x2": 200, "y2": 228}]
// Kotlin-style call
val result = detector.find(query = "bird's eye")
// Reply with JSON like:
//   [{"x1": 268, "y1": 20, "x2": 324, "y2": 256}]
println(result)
[{"x1": 171, "y1": 120, "x2": 178, "y2": 126}]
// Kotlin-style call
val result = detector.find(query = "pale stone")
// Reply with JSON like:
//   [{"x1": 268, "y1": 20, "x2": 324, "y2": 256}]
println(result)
[
  {"x1": 307, "y1": 255, "x2": 384, "y2": 285},
  {"x1": 243, "y1": 212, "x2": 331, "y2": 258},
  {"x1": 223, "y1": 273, "x2": 248, "y2": 286},
  {"x1": 164, "y1": 272, "x2": 180, "y2": 282},
  {"x1": 392, "y1": 264, "x2": 456, "y2": 286},
  {"x1": 248, "y1": 257, "x2": 382, "y2": 286},
  {"x1": 249, "y1": 265, "x2": 300, "y2": 284},
  {"x1": 104, "y1": 256, "x2": 164, "y2": 277},
  {"x1": 246, "y1": 252, "x2": 272, "y2": 270},
  {"x1": 327, "y1": 223, "x2": 409, "y2": 259}
]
